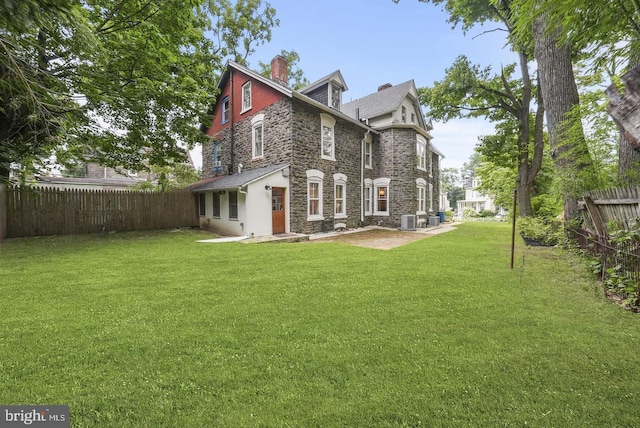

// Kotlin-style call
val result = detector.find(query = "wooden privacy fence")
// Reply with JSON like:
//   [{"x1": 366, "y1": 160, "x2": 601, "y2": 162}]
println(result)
[
  {"x1": 572, "y1": 186, "x2": 640, "y2": 306},
  {"x1": 3, "y1": 186, "x2": 199, "y2": 238},
  {"x1": 580, "y1": 186, "x2": 640, "y2": 235}
]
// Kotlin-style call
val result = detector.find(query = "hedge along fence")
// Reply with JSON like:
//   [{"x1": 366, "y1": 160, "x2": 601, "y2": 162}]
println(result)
[{"x1": 2, "y1": 186, "x2": 199, "y2": 239}]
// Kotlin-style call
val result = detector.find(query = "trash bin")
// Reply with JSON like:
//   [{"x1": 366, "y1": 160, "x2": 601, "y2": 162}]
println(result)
[{"x1": 438, "y1": 211, "x2": 445, "y2": 223}]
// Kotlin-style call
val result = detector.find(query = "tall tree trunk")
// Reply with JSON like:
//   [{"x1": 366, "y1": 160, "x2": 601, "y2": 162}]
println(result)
[
  {"x1": 533, "y1": 12, "x2": 595, "y2": 221},
  {"x1": 607, "y1": 66, "x2": 640, "y2": 184},
  {"x1": 515, "y1": 50, "x2": 534, "y2": 217}
]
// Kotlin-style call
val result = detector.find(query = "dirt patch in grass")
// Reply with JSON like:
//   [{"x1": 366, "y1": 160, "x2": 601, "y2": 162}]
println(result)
[{"x1": 307, "y1": 226, "x2": 455, "y2": 250}]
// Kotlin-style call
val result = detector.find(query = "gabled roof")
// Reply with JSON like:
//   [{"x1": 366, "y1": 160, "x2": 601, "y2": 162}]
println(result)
[
  {"x1": 190, "y1": 163, "x2": 289, "y2": 192},
  {"x1": 299, "y1": 70, "x2": 348, "y2": 94},
  {"x1": 211, "y1": 62, "x2": 375, "y2": 134},
  {"x1": 342, "y1": 80, "x2": 426, "y2": 128},
  {"x1": 218, "y1": 60, "x2": 293, "y2": 97}
]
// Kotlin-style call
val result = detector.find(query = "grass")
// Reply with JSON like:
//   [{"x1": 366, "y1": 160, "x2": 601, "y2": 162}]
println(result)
[{"x1": 1, "y1": 223, "x2": 640, "y2": 427}]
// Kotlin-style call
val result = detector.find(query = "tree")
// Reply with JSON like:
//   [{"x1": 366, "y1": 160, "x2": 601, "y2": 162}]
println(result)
[
  {"x1": 419, "y1": 54, "x2": 544, "y2": 217},
  {"x1": 0, "y1": 0, "x2": 278, "y2": 182},
  {"x1": 440, "y1": 167, "x2": 464, "y2": 209},
  {"x1": 405, "y1": 0, "x2": 544, "y2": 217},
  {"x1": 528, "y1": 8, "x2": 597, "y2": 220},
  {"x1": 516, "y1": 0, "x2": 640, "y2": 186},
  {"x1": 258, "y1": 49, "x2": 309, "y2": 90}
]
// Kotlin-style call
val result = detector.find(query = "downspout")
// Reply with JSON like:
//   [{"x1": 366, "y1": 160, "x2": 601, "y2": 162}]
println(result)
[
  {"x1": 229, "y1": 69, "x2": 235, "y2": 174},
  {"x1": 361, "y1": 129, "x2": 370, "y2": 223}
]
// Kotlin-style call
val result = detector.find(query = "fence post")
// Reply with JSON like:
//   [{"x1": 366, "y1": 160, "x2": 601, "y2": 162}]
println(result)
[{"x1": 0, "y1": 184, "x2": 6, "y2": 241}]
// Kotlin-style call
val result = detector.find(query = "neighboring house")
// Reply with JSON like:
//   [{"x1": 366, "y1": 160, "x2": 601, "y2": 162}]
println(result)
[
  {"x1": 439, "y1": 180, "x2": 452, "y2": 212},
  {"x1": 456, "y1": 177, "x2": 506, "y2": 215},
  {"x1": 191, "y1": 55, "x2": 444, "y2": 237},
  {"x1": 33, "y1": 151, "x2": 196, "y2": 190},
  {"x1": 35, "y1": 163, "x2": 155, "y2": 190}
]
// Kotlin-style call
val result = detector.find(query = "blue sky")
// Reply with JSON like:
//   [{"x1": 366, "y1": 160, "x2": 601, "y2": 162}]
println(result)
[
  {"x1": 255, "y1": 0, "x2": 520, "y2": 170},
  {"x1": 194, "y1": 0, "x2": 519, "y2": 170}
]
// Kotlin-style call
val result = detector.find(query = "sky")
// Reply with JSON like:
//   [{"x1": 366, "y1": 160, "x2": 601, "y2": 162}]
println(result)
[{"x1": 193, "y1": 0, "x2": 520, "y2": 171}]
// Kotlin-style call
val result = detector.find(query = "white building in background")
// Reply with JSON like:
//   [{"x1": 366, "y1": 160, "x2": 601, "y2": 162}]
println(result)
[{"x1": 456, "y1": 177, "x2": 506, "y2": 215}]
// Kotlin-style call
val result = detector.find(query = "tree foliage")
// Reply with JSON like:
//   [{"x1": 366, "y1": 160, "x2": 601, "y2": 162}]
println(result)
[{"x1": 0, "y1": 0, "x2": 278, "y2": 181}]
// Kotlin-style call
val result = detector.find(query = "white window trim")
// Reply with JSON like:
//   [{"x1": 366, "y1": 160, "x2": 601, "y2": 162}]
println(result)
[
  {"x1": 428, "y1": 151, "x2": 434, "y2": 177},
  {"x1": 373, "y1": 177, "x2": 390, "y2": 216},
  {"x1": 417, "y1": 135, "x2": 427, "y2": 171},
  {"x1": 329, "y1": 82, "x2": 341, "y2": 110},
  {"x1": 364, "y1": 134, "x2": 372, "y2": 169},
  {"x1": 333, "y1": 173, "x2": 347, "y2": 219},
  {"x1": 241, "y1": 81, "x2": 252, "y2": 113},
  {"x1": 429, "y1": 183, "x2": 434, "y2": 213},
  {"x1": 416, "y1": 178, "x2": 427, "y2": 215},
  {"x1": 251, "y1": 114, "x2": 264, "y2": 159},
  {"x1": 364, "y1": 178, "x2": 373, "y2": 216},
  {"x1": 306, "y1": 169, "x2": 325, "y2": 221},
  {"x1": 320, "y1": 113, "x2": 336, "y2": 161},
  {"x1": 221, "y1": 97, "x2": 230, "y2": 124}
]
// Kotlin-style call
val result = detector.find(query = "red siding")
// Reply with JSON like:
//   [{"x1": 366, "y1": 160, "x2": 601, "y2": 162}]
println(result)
[{"x1": 208, "y1": 69, "x2": 286, "y2": 136}]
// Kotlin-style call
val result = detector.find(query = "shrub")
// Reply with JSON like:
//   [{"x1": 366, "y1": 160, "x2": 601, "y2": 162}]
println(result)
[{"x1": 518, "y1": 217, "x2": 564, "y2": 246}]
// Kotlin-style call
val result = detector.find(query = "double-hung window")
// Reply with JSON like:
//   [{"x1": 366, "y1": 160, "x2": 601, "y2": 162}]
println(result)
[
  {"x1": 417, "y1": 135, "x2": 427, "y2": 170},
  {"x1": 320, "y1": 113, "x2": 335, "y2": 161},
  {"x1": 334, "y1": 173, "x2": 347, "y2": 219},
  {"x1": 252, "y1": 114, "x2": 264, "y2": 159},
  {"x1": 374, "y1": 178, "x2": 390, "y2": 216},
  {"x1": 229, "y1": 191, "x2": 238, "y2": 219},
  {"x1": 213, "y1": 143, "x2": 222, "y2": 171},
  {"x1": 429, "y1": 183, "x2": 434, "y2": 212},
  {"x1": 212, "y1": 192, "x2": 221, "y2": 217},
  {"x1": 221, "y1": 96, "x2": 230, "y2": 124},
  {"x1": 364, "y1": 134, "x2": 372, "y2": 169},
  {"x1": 416, "y1": 178, "x2": 427, "y2": 215},
  {"x1": 306, "y1": 169, "x2": 324, "y2": 221},
  {"x1": 198, "y1": 194, "x2": 206, "y2": 216},
  {"x1": 364, "y1": 179, "x2": 373, "y2": 215},
  {"x1": 330, "y1": 83, "x2": 341, "y2": 110},
  {"x1": 241, "y1": 81, "x2": 252, "y2": 113},
  {"x1": 401, "y1": 106, "x2": 407, "y2": 123}
]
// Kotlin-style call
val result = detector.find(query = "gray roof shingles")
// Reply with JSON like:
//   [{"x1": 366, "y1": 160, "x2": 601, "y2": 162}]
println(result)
[
  {"x1": 190, "y1": 163, "x2": 289, "y2": 192},
  {"x1": 342, "y1": 80, "x2": 414, "y2": 121}
]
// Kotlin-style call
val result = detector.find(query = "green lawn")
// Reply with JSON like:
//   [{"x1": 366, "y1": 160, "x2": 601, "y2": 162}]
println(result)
[{"x1": 1, "y1": 223, "x2": 639, "y2": 427}]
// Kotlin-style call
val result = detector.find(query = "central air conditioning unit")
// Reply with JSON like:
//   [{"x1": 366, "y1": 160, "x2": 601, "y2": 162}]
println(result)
[{"x1": 400, "y1": 214, "x2": 416, "y2": 231}]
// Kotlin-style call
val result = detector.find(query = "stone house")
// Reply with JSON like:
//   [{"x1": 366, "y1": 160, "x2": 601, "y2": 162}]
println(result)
[{"x1": 191, "y1": 56, "x2": 443, "y2": 237}]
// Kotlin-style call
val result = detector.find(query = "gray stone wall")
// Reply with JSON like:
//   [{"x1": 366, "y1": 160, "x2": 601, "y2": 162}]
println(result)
[
  {"x1": 373, "y1": 128, "x2": 436, "y2": 228},
  {"x1": 202, "y1": 100, "x2": 293, "y2": 178},
  {"x1": 289, "y1": 99, "x2": 368, "y2": 234},
  {"x1": 199, "y1": 94, "x2": 441, "y2": 234}
]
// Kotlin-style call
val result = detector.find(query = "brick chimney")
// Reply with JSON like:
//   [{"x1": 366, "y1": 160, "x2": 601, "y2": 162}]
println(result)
[
  {"x1": 378, "y1": 83, "x2": 393, "y2": 91},
  {"x1": 271, "y1": 55, "x2": 288, "y2": 86}
]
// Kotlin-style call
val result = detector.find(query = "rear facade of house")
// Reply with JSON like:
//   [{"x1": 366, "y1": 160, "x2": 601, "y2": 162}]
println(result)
[{"x1": 192, "y1": 56, "x2": 443, "y2": 237}]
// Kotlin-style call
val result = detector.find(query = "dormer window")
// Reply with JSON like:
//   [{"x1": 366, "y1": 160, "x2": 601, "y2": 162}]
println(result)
[{"x1": 330, "y1": 83, "x2": 341, "y2": 110}]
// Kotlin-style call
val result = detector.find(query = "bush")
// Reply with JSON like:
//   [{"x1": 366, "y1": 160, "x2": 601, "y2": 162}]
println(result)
[{"x1": 518, "y1": 217, "x2": 564, "y2": 246}]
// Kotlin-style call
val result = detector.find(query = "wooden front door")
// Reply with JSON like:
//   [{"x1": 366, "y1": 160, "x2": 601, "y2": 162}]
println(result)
[{"x1": 271, "y1": 187, "x2": 285, "y2": 234}]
